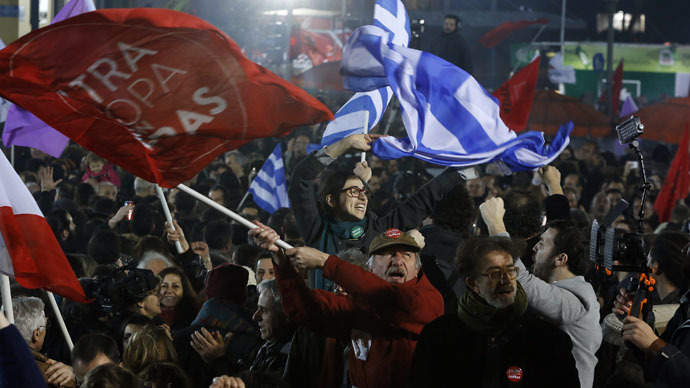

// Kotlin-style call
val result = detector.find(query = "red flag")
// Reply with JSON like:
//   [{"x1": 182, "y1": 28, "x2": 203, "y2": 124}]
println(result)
[
  {"x1": 0, "y1": 9, "x2": 333, "y2": 188},
  {"x1": 492, "y1": 56, "x2": 541, "y2": 132},
  {"x1": 0, "y1": 152, "x2": 88, "y2": 303},
  {"x1": 600, "y1": 59, "x2": 624, "y2": 115},
  {"x1": 654, "y1": 125, "x2": 690, "y2": 222},
  {"x1": 479, "y1": 18, "x2": 548, "y2": 48}
]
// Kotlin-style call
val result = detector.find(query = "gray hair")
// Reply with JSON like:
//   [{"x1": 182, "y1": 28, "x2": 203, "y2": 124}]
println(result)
[
  {"x1": 134, "y1": 177, "x2": 154, "y2": 196},
  {"x1": 137, "y1": 251, "x2": 175, "y2": 271},
  {"x1": 257, "y1": 279, "x2": 283, "y2": 313},
  {"x1": 366, "y1": 252, "x2": 422, "y2": 271},
  {"x1": 338, "y1": 248, "x2": 368, "y2": 268},
  {"x1": 12, "y1": 297, "x2": 46, "y2": 344},
  {"x1": 224, "y1": 150, "x2": 247, "y2": 168}
]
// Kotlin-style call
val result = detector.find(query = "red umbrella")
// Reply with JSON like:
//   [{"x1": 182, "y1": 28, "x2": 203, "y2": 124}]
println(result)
[
  {"x1": 528, "y1": 90, "x2": 611, "y2": 137},
  {"x1": 628, "y1": 97, "x2": 690, "y2": 144}
]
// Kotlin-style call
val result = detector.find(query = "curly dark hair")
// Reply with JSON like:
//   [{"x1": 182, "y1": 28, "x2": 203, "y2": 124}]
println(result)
[
  {"x1": 503, "y1": 189, "x2": 544, "y2": 239},
  {"x1": 431, "y1": 184, "x2": 477, "y2": 237},
  {"x1": 455, "y1": 236, "x2": 521, "y2": 278},
  {"x1": 547, "y1": 219, "x2": 591, "y2": 276}
]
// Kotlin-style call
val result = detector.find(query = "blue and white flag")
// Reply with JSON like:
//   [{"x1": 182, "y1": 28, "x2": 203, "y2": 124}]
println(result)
[
  {"x1": 341, "y1": 25, "x2": 572, "y2": 172},
  {"x1": 307, "y1": 0, "x2": 409, "y2": 154},
  {"x1": 249, "y1": 144, "x2": 290, "y2": 214}
]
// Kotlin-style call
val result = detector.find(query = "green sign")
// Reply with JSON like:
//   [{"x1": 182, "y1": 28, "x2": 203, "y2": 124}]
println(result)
[{"x1": 562, "y1": 43, "x2": 690, "y2": 73}]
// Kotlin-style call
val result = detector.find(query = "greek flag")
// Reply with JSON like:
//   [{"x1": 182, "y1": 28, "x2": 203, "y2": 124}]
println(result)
[
  {"x1": 340, "y1": 25, "x2": 572, "y2": 172},
  {"x1": 249, "y1": 144, "x2": 290, "y2": 214},
  {"x1": 307, "y1": 0, "x2": 409, "y2": 154}
]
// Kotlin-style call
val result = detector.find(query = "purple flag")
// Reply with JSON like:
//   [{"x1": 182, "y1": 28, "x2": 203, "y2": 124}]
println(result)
[
  {"x1": 619, "y1": 95, "x2": 639, "y2": 118},
  {"x1": 2, "y1": 0, "x2": 96, "y2": 157}
]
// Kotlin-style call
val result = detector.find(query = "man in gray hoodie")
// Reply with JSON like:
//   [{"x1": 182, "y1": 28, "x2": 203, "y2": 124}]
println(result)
[{"x1": 481, "y1": 198, "x2": 602, "y2": 388}]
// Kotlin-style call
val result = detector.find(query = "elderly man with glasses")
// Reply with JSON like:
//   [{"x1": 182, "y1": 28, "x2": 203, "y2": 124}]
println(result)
[
  {"x1": 409, "y1": 236, "x2": 579, "y2": 387},
  {"x1": 480, "y1": 197, "x2": 602, "y2": 388}
]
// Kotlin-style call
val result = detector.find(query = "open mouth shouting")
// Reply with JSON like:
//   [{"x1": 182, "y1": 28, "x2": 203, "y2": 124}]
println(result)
[{"x1": 386, "y1": 265, "x2": 407, "y2": 284}]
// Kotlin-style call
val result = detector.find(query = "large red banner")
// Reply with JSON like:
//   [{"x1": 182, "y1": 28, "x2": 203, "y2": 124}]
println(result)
[{"x1": 0, "y1": 9, "x2": 333, "y2": 187}]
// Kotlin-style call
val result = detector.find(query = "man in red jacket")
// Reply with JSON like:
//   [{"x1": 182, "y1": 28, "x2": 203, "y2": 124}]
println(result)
[{"x1": 249, "y1": 224, "x2": 443, "y2": 388}]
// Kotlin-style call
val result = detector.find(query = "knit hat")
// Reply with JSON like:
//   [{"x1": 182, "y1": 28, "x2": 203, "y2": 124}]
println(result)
[
  {"x1": 205, "y1": 263, "x2": 249, "y2": 305},
  {"x1": 368, "y1": 228, "x2": 422, "y2": 255}
]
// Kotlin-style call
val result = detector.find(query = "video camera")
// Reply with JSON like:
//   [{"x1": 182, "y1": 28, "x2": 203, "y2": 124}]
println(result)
[
  {"x1": 590, "y1": 116, "x2": 654, "y2": 320},
  {"x1": 82, "y1": 264, "x2": 159, "y2": 315}
]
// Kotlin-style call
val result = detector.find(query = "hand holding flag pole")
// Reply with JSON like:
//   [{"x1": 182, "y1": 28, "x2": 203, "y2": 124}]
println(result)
[
  {"x1": 155, "y1": 185, "x2": 184, "y2": 254},
  {"x1": 176, "y1": 184, "x2": 293, "y2": 250}
]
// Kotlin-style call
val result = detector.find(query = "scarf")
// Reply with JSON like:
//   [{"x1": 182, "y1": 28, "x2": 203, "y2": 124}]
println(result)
[
  {"x1": 311, "y1": 216, "x2": 367, "y2": 290},
  {"x1": 318, "y1": 216, "x2": 367, "y2": 255},
  {"x1": 457, "y1": 282, "x2": 528, "y2": 338}
]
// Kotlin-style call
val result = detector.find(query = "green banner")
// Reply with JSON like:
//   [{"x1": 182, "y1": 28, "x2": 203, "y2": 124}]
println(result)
[{"x1": 562, "y1": 43, "x2": 690, "y2": 73}]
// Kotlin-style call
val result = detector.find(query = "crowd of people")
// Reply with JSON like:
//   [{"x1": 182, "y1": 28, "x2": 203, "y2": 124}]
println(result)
[{"x1": 1, "y1": 120, "x2": 690, "y2": 387}]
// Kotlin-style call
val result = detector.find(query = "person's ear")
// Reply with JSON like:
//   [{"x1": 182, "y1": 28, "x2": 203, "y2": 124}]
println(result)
[
  {"x1": 326, "y1": 194, "x2": 336, "y2": 208},
  {"x1": 651, "y1": 261, "x2": 660, "y2": 274},
  {"x1": 62, "y1": 229, "x2": 69, "y2": 240},
  {"x1": 555, "y1": 253, "x2": 569, "y2": 267},
  {"x1": 32, "y1": 327, "x2": 42, "y2": 344},
  {"x1": 465, "y1": 277, "x2": 479, "y2": 294}
]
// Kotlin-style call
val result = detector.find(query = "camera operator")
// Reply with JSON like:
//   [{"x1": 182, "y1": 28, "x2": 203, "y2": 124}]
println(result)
[
  {"x1": 612, "y1": 232, "x2": 690, "y2": 388},
  {"x1": 84, "y1": 266, "x2": 163, "y2": 335}
]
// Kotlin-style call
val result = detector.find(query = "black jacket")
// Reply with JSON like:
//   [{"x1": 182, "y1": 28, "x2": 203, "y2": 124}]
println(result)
[
  {"x1": 644, "y1": 291, "x2": 690, "y2": 388},
  {"x1": 289, "y1": 153, "x2": 464, "y2": 253},
  {"x1": 409, "y1": 313, "x2": 580, "y2": 387},
  {"x1": 429, "y1": 31, "x2": 473, "y2": 75}
]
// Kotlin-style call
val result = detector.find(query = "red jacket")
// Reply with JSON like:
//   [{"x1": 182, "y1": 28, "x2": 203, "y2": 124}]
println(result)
[{"x1": 275, "y1": 255, "x2": 443, "y2": 388}]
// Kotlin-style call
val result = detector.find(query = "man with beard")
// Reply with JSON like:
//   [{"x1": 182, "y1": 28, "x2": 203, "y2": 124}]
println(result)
[
  {"x1": 480, "y1": 198, "x2": 601, "y2": 388},
  {"x1": 429, "y1": 14, "x2": 473, "y2": 74},
  {"x1": 249, "y1": 225, "x2": 443, "y2": 388},
  {"x1": 409, "y1": 236, "x2": 579, "y2": 387}
]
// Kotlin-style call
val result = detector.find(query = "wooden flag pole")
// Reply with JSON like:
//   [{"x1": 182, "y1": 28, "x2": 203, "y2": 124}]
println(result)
[
  {"x1": 46, "y1": 291, "x2": 74, "y2": 351},
  {"x1": 177, "y1": 183, "x2": 293, "y2": 250},
  {"x1": 155, "y1": 185, "x2": 184, "y2": 254}
]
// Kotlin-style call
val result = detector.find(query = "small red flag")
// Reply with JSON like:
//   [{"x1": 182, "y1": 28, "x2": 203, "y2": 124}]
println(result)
[
  {"x1": 0, "y1": 9, "x2": 333, "y2": 188},
  {"x1": 600, "y1": 59, "x2": 624, "y2": 116},
  {"x1": 492, "y1": 56, "x2": 541, "y2": 132},
  {"x1": 654, "y1": 125, "x2": 690, "y2": 222},
  {"x1": 479, "y1": 18, "x2": 548, "y2": 48}
]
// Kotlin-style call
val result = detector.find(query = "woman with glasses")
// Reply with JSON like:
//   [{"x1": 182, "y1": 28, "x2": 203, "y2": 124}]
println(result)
[{"x1": 289, "y1": 133, "x2": 468, "y2": 291}]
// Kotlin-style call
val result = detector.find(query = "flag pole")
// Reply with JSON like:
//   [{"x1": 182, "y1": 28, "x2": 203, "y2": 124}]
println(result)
[
  {"x1": 0, "y1": 275, "x2": 13, "y2": 323},
  {"x1": 3, "y1": 146, "x2": 15, "y2": 324},
  {"x1": 509, "y1": 24, "x2": 546, "y2": 77},
  {"x1": 155, "y1": 185, "x2": 184, "y2": 254},
  {"x1": 361, "y1": 110, "x2": 370, "y2": 163},
  {"x1": 236, "y1": 166, "x2": 257, "y2": 211},
  {"x1": 236, "y1": 191, "x2": 251, "y2": 212},
  {"x1": 177, "y1": 183, "x2": 293, "y2": 250},
  {"x1": 45, "y1": 291, "x2": 73, "y2": 351}
]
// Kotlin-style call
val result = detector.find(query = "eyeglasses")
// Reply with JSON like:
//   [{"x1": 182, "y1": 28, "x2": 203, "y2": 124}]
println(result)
[
  {"x1": 478, "y1": 266, "x2": 519, "y2": 281},
  {"x1": 340, "y1": 186, "x2": 372, "y2": 198}
]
